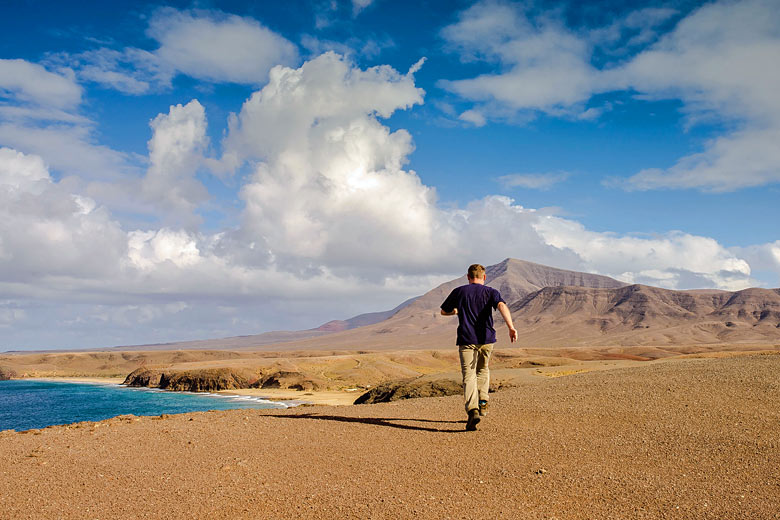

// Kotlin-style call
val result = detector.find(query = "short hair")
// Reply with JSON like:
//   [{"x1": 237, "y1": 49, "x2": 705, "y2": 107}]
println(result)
[{"x1": 467, "y1": 264, "x2": 485, "y2": 279}]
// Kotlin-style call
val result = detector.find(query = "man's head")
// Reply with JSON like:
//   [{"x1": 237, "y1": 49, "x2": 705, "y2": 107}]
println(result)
[{"x1": 467, "y1": 263, "x2": 486, "y2": 284}]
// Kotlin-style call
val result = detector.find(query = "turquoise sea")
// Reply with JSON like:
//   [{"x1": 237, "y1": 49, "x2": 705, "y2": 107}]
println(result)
[{"x1": 0, "y1": 379, "x2": 287, "y2": 432}]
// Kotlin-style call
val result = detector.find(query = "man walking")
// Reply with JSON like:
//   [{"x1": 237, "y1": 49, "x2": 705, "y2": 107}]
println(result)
[{"x1": 441, "y1": 264, "x2": 517, "y2": 431}]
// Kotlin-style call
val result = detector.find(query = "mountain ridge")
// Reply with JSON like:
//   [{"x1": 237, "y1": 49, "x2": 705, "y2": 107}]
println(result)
[
  {"x1": 504, "y1": 283, "x2": 780, "y2": 347},
  {"x1": 391, "y1": 258, "x2": 628, "y2": 322}
]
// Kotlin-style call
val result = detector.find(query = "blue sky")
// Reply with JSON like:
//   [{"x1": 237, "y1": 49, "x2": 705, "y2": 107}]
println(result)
[{"x1": 1, "y1": 0, "x2": 779, "y2": 350}]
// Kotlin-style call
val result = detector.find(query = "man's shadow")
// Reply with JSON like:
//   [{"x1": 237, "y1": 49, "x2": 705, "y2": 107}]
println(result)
[{"x1": 270, "y1": 413, "x2": 467, "y2": 433}]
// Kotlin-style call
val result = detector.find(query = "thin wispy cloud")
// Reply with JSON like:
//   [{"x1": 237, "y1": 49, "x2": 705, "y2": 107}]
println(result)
[
  {"x1": 0, "y1": 61, "x2": 136, "y2": 182},
  {"x1": 0, "y1": 59, "x2": 82, "y2": 109},
  {"x1": 499, "y1": 172, "x2": 570, "y2": 190},
  {"x1": 52, "y1": 8, "x2": 298, "y2": 94},
  {"x1": 352, "y1": 0, "x2": 375, "y2": 16}
]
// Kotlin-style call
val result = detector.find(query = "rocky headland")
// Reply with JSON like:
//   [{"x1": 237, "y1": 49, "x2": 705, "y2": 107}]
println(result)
[{"x1": 123, "y1": 366, "x2": 324, "y2": 393}]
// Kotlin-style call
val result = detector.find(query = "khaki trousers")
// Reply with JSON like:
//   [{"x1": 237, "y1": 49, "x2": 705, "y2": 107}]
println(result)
[{"x1": 458, "y1": 343, "x2": 493, "y2": 412}]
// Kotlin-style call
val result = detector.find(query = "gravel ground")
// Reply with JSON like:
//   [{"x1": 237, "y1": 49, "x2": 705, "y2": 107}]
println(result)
[{"x1": 1, "y1": 353, "x2": 779, "y2": 519}]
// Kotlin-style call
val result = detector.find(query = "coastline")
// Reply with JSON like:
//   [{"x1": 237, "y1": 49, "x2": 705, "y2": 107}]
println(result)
[
  {"x1": 15, "y1": 359, "x2": 686, "y2": 408},
  {"x1": 22, "y1": 375, "x2": 358, "y2": 406}
]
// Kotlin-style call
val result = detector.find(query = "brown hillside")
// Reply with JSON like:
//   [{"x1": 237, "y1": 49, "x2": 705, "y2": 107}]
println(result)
[{"x1": 503, "y1": 284, "x2": 780, "y2": 347}]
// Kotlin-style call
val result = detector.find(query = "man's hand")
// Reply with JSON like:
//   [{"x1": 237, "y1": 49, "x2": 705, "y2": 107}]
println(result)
[{"x1": 508, "y1": 327, "x2": 518, "y2": 343}]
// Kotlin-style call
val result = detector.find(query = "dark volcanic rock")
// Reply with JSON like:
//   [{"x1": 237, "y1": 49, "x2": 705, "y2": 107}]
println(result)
[
  {"x1": 159, "y1": 368, "x2": 250, "y2": 392},
  {"x1": 123, "y1": 367, "x2": 163, "y2": 387},
  {"x1": 354, "y1": 376, "x2": 514, "y2": 404},
  {"x1": 354, "y1": 378, "x2": 464, "y2": 404},
  {"x1": 123, "y1": 367, "x2": 251, "y2": 392},
  {"x1": 250, "y1": 370, "x2": 323, "y2": 391},
  {"x1": 122, "y1": 366, "x2": 323, "y2": 393},
  {"x1": 0, "y1": 366, "x2": 17, "y2": 380}
]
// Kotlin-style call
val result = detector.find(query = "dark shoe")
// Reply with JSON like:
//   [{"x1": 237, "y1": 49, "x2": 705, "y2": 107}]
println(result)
[
  {"x1": 479, "y1": 400, "x2": 488, "y2": 417},
  {"x1": 466, "y1": 409, "x2": 481, "y2": 431}
]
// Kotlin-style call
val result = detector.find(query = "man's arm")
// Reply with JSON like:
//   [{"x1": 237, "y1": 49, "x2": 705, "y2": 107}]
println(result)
[
  {"x1": 497, "y1": 302, "x2": 517, "y2": 343},
  {"x1": 441, "y1": 289, "x2": 458, "y2": 316}
]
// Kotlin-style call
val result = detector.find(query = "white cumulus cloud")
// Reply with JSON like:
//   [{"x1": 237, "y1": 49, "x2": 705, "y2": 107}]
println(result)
[
  {"x1": 0, "y1": 147, "x2": 50, "y2": 193},
  {"x1": 148, "y1": 8, "x2": 299, "y2": 85},
  {"x1": 731, "y1": 240, "x2": 780, "y2": 286},
  {"x1": 0, "y1": 148, "x2": 128, "y2": 286},
  {"x1": 534, "y1": 216, "x2": 754, "y2": 290},
  {"x1": 141, "y1": 100, "x2": 209, "y2": 225},
  {"x1": 223, "y1": 52, "x2": 438, "y2": 277},
  {"x1": 219, "y1": 54, "x2": 760, "y2": 290},
  {"x1": 127, "y1": 229, "x2": 203, "y2": 271}
]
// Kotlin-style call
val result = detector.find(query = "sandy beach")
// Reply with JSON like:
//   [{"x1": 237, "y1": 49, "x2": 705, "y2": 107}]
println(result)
[
  {"x1": 27, "y1": 376, "x2": 126, "y2": 385},
  {"x1": 217, "y1": 387, "x2": 360, "y2": 406},
  {"x1": 2, "y1": 353, "x2": 779, "y2": 519}
]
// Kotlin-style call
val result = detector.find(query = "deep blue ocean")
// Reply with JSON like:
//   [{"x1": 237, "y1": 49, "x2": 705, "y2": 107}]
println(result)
[{"x1": 0, "y1": 379, "x2": 287, "y2": 431}]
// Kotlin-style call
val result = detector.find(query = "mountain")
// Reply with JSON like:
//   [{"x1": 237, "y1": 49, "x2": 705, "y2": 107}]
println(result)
[
  {"x1": 392, "y1": 258, "x2": 627, "y2": 322},
  {"x1": 305, "y1": 257, "x2": 618, "y2": 333}
]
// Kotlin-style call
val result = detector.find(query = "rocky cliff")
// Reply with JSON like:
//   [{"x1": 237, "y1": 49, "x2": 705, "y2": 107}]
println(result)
[
  {"x1": 123, "y1": 367, "x2": 251, "y2": 391},
  {"x1": 123, "y1": 366, "x2": 324, "y2": 392}
]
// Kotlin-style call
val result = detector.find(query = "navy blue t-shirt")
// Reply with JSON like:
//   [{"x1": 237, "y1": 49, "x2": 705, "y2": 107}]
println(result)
[{"x1": 441, "y1": 283, "x2": 506, "y2": 346}]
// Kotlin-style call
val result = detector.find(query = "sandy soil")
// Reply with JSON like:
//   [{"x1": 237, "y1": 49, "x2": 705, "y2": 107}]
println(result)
[
  {"x1": 218, "y1": 388, "x2": 360, "y2": 406},
  {"x1": 2, "y1": 353, "x2": 779, "y2": 519}
]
